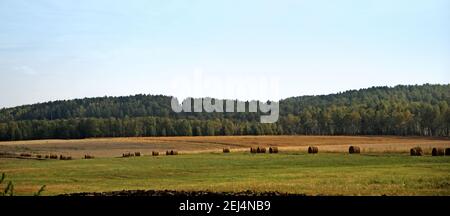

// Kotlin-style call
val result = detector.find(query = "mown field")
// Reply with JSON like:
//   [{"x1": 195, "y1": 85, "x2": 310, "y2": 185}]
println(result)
[
  {"x1": 1, "y1": 135, "x2": 449, "y2": 158},
  {"x1": 0, "y1": 136, "x2": 449, "y2": 196}
]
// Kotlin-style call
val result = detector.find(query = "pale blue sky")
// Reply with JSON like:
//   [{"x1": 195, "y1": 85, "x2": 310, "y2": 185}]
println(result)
[{"x1": 0, "y1": 0, "x2": 449, "y2": 108}]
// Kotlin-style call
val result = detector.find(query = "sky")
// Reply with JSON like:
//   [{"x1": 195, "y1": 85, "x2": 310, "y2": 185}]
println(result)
[{"x1": 0, "y1": 0, "x2": 449, "y2": 108}]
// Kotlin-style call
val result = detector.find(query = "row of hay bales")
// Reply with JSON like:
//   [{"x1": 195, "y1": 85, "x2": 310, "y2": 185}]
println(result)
[
  {"x1": 411, "y1": 147, "x2": 450, "y2": 156},
  {"x1": 166, "y1": 150, "x2": 178, "y2": 155},
  {"x1": 307, "y1": 146, "x2": 360, "y2": 154},
  {"x1": 122, "y1": 152, "x2": 142, "y2": 157},
  {"x1": 44, "y1": 154, "x2": 71, "y2": 160},
  {"x1": 250, "y1": 147, "x2": 279, "y2": 154},
  {"x1": 19, "y1": 153, "x2": 74, "y2": 160},
  {"x1": 148, "y1": 150, "x2": 178, "y2": 156}
]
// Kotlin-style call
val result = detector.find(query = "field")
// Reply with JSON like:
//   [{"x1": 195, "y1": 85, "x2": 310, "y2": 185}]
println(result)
[{"x1": 0, "y1": 136, "x2": 449, "y2": 196}]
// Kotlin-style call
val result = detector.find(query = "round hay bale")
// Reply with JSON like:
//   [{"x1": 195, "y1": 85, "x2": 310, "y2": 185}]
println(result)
[
  {"x1": 166, "y1": 150, "x2": 178, "y2": 155},
  {"x1": 135, "y1": 152, "x2": 141, "y2": 157},
  {"x1": 59, "y1": 155, "x2": 72, "y2": 160},
  {"x1": 308, "y1": 146, "x2": 318, "y2": 154},
  {"x1": 255, "y1": 147, "x2": 266, "y2": 153},
  {"x1": 410, "y1": 147, "x2": 423, "y2": 156},
  {"x1": 122, "y1": 152, "x2": 134, "y2": 157},
  {"x1": 152, "y1": 151, "x2": 159, "y2": 156},
  {"x1": 223, "y1": 148, "x2": 230, "y2": 153},
  {"x1": 269, "y1": 147, "x2": 279, "y2": 154},
  {"x1": 250, "y1": 147, "x2": 257, "y2": 154},
  {"x1": 349, "y1": 146, "x2": 360, "y2": 154},
  {"x1": 432, "y1": 148, "x2": 445, "y2": 156},
  {"x1": 445, "y1": 148, "x2": 450, "y2": 156},
  {"x1": 259, "y1": 147, "x2": 266, "y2": 153},
  {"x1": 20, "y1": 153, "x2": 32, "y2": 157}
]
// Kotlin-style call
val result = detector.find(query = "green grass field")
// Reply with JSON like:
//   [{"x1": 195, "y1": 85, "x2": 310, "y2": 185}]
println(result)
[{"x1": 1, "y1": 152, "x2": 450, "y2": 196}]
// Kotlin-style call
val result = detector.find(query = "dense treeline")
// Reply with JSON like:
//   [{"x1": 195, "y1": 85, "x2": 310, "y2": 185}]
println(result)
[
  {"x1": 0, "y1": 84, "x2": 449, "y2": 141},
  {"x1": 0, "y1": 117, "x2": 281, "y2": 140}
]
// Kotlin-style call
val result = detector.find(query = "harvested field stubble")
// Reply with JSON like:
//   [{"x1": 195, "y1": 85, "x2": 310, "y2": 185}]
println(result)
[{"x1": 2, "y1": 136, "x2": 449, "y2": 157}]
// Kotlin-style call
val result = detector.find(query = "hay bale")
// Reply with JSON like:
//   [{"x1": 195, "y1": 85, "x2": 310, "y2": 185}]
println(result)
[
  {"x1": 36, "y1": 155, "x2": 42, "y2": 159},
  {"x1": 410, "y1": 147, "x2": 423, "y2": 156},
  {"x1": 45, "y1": 155, "x2": 49, "y2": 159},
  {"x1": 152, "y1": 151, "x2": 159, "y2": 156},
  {"x1": 349, "y1": 146, "x2": 360, "y2": 154},
  {"x1": 256, "y1": 147, "x2": 266, "y2": 153},
  {"x1": 122, "y1": 152, "x2": 134, "y2": 157},
  {"x1": 166, "y1": 150, "x2": 178, "y2": 156},
  {"x1": 135, "y1": 152, "x2": 141, "y2": 157},
  {"x1": 84, "y1": 155, "x2": 94, "y2": 159},
  {"x1": 445, "y1": 148, "x2": 450, "y2": 156},
  {"x1": 223, "y1": 148, "x2": 230, "y2": 153},
  {"x1": 269, "y1": 147, "x2": 279, "y2": 154},
  {"x1": 250, "y1": 147, "x2": 257, "y2": 154},
  {"x1": 59, "y1": 155, "x2": 72, "y2": 160},
  {"x1": 308, "y1": 146, "x2": 318, "y2": 154},
  {"x1": 20, "y1": 153, "x2": 32, "y2": 157},
  {"x1": 49, "y1": 154, "x2": 58, "y2": 159},
  {"x1": 432, "y1": 148, "x2": 445, "y2": 156},
  {"x1": 260, "y1": 147, "x2": 266, "y2": 153}
]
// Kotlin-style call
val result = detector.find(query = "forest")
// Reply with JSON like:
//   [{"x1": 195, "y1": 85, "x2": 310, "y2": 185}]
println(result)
[{"x1": 0, "y1": 84, "x2": 449, "y2": 141}]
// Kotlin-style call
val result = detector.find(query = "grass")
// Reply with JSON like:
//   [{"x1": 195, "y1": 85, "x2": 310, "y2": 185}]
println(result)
[{"x1": 1, "y1": 152, "x2": 449, "y2": 196}]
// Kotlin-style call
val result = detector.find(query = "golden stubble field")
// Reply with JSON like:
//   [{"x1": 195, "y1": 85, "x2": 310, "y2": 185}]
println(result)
[{"x1": 0, "y1": 135, "x2": 449, "y2": 158}]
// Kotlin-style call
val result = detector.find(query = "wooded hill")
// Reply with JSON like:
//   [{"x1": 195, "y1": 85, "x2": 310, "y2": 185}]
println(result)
[{"x1": 0, "y1": 84, "x2": 449, "y2": 141}]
